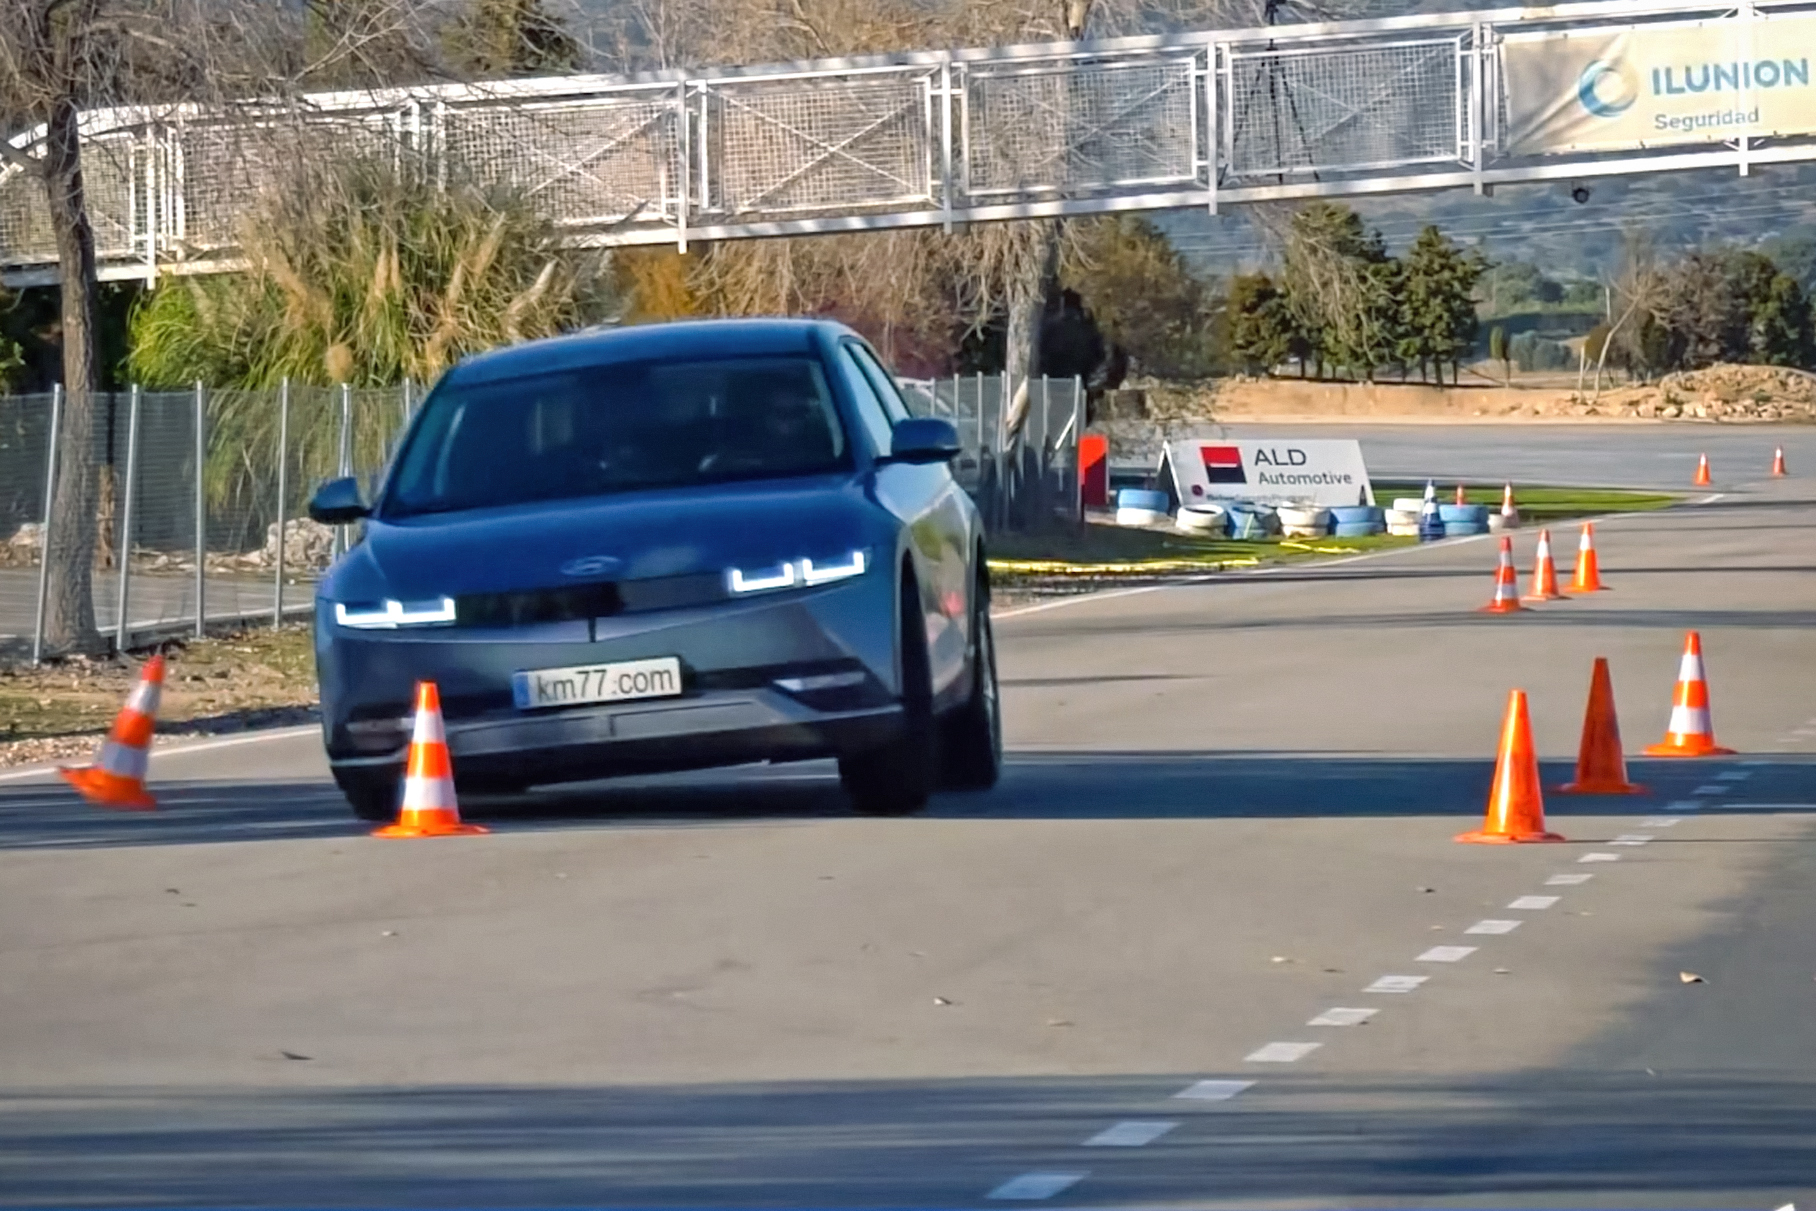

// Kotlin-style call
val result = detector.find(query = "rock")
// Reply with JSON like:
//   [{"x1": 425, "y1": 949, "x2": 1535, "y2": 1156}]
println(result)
[
  {"x1": 1636, "y1": 402, "x2": 1657, "y2": 418},
  {"x1": 6, "y1": 522, "x2": 43, "y2": 553},
  {"x1": 264, "y1": 519, "x2": 336, "y2": 570}
]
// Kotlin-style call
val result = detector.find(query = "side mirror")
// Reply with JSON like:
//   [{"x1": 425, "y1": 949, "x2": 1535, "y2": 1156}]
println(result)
[
  {"x1": 308, "y1": 477, "x2": 369, "y2": 525},
  {"x1": 886, "y1": 417, "x2": 962, "y2": 465}
]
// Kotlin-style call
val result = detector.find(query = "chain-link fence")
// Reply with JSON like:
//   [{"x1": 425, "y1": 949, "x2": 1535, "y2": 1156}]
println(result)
[{"x1": 2, "y1": 372, "x2": 1077, "y2": 661}]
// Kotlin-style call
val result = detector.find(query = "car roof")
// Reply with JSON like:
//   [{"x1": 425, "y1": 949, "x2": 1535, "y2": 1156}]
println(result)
[{"x1": 447, "y1": 318, "x2": 857, "y2": 384}]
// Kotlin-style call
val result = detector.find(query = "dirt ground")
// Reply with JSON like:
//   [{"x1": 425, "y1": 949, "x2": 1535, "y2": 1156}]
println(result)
[
  {"x1": 1140, "y1": 363, "x2": 1816, "y2": 423},
  {"x1": 1, "y1": 626, "x2": 318, "y2": 768}
]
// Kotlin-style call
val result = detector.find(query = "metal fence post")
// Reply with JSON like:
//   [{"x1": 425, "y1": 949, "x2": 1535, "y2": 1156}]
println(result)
[
  {"x1": 114, "y1": 385, "x2": 141, "y2": 653},
  {"x1": 30, "y1": 384, "x2": 62, "y2": 666},
  {"x1": 335, "y1": 382, "x2": 352, "y2": 560},
  {"x1": 1072, "y1": 375, "x2": 1085, "y2": 526},
  {"x1": 401, "y1": 377, "x2": 413, "y2": 428},
  {"x1": 193, "y1": 379, "x2": 206, "y2": 638},
  {"x1": 273, "y1": 377, "x2": 289, "y2": 630}
]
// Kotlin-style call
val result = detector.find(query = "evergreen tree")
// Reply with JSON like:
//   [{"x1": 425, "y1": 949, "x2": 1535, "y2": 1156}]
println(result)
[
  {"x1": 1399, "y1": 226, "x2": 1486, "y2": 384},
  {"x1": 1226, "y1": 271, "x2": 1298, "y2": 375}
]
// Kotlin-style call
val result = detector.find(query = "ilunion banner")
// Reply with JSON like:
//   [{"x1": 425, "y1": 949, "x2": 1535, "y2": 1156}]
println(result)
[{"x1": 1503, "y1": 14, "x2": 1816, "y2": 155}]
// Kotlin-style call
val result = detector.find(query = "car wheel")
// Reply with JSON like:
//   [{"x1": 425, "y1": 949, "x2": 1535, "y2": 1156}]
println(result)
[
  {"x1": 839, "y1": 571, "x2": 933, "y2": 817},
  {"x1": 333, "y1": 768, "x2": 399, "y2": 823},
  {"x1": 938, "y1": 579, "x2": 1001, "y2": 791}
]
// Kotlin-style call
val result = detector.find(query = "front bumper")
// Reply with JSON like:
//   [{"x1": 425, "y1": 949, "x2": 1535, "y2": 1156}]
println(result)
[{"x1": 317, "y1": 574, "x2": 901, "y2": 788}]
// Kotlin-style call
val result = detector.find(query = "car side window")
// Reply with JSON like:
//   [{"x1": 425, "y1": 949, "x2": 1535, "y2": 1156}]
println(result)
[
  {"x1": 845, "y1": 342, "x2": 912, "y2": 425},
  {"x1": 833, "y1": 344, "x2": 895, "y2": 457}
]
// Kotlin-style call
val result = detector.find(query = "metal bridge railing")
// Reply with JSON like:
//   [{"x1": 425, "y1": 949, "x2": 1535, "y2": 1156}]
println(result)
[{"x1": 5, "y1": 0, "x2": 1816, "y2": 284}]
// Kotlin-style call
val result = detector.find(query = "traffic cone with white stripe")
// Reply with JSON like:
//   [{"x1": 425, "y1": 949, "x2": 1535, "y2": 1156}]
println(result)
[
  {"x1": 1694, "y1": 453, "x2": 1711, "y2": 486},
  {"x1": 1457, "y1": 689, "x2": 1565, "y2": 844},
  {"x1": 1772, "y1": 446, "x2": 1787, "y2": 477},
  {"x1": 1644, "y1": 632, "x2": 1735, "y2": 757},
  {"x1": 1522, "y1": 528, "x2": 1565, "y2": 601},
  {"x1": 1479, "y1": 536, "x2": 1525, "y2": 613},
  {"x1": 1499, "y1": 483, "x2": 1520, "y2": 529},
  {"x1": 1568, "y1": 521, "x2": 1607, "y2": 593},
  {"x1": 373, "y1": 681, "x2": 487, "y2": 837},
  {"x1": 59, "y1": 654, "x2": 163, "y2": 811}
]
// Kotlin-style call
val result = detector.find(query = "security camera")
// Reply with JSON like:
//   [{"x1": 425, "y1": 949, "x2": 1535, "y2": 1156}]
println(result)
[{"x1": 1571, "y1": 185, "x2": 1592, "y2": 205}]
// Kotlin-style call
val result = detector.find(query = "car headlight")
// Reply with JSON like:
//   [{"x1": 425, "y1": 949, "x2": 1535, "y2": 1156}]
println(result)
[
  {"x1": 333, "y1": 597, "x2": 457, "y2": 629},
  {"x1": 725, "y1": 550, "x2": 868, "y2": 596}
]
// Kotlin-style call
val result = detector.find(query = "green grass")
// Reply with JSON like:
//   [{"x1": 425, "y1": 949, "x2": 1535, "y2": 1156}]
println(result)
[{"x1": 1373, "y1": 482, "x2": 1679, "y2": 523}]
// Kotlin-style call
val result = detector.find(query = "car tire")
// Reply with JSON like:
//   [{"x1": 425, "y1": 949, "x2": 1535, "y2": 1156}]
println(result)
[
  {"x1": 938, "y1": 578, "x2": 1001, "y2": 792},
  {"x1": 333, "y1": 768, "x2": 399, "y2": 823},
  {"x1": 839, "y1": 571, "x2": 934, "y2": 817}
]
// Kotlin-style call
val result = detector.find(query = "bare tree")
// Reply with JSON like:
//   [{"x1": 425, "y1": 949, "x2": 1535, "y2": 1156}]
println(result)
[{"x1": 0, "y1": 0, "x2": 444, "y2": 656}]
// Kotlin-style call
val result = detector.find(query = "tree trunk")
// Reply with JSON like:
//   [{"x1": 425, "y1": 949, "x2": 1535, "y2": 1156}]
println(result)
[
  {"x1": 1001, "y1": 218, "x2": 1062, "y2": 442},
  {"x1": 40, "y1": 91, "x2": 103, "y2": 655}
]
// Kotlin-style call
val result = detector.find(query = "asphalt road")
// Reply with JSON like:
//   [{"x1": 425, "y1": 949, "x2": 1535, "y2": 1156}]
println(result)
[{"x1": 2, "y1": 436, "x2": 1814, "y2": 1207}]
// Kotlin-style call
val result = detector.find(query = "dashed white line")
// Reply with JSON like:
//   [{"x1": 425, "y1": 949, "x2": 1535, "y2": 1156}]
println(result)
[
  {"x1": 1740, "y1": 759, "x2": 1770, "y2": 767},
  {"x1": 1716, "y1": 770, "x2": 1751, "y2": 781},
  {"x1": 1579, "y1": 852, "x2": 1622, "y2": 863},
  {"x1": 1640, "y1": 818, "x2": 1684, "y2": 828},
  {"x1": 1665, "y1": 800, "x2": 1704, "y2": 812},
  {"x1": 1083, "y1": 1121, "x2": 1178, "y2": 1148},
  {"x1": 1417, "y1": 945, "x2": 1477, "y2": 962},
  {"x1": 1365, "y1": 975, "x2": 1428, "y2": 993},
  {"x1": 1465, "y1": 919, "x2": 1521, "y2": 935},
  {"x1": 1691, "y1": 784, "x2": 1731, "y2": 796},
  {"x1": 1509, "y1": 895, "x2": 1560, "y2": 910},
  {"x1": 988, "y1": 1172, "x2": 1088, "y2": 1200},
  {"x1": 1245, "y1": 1042, "x2": 1321, "y2": 1063},
  {"x1": 1174, "y1": 1079, "x2": 1254, "y2": 1102},
  {"x1": 1610, "y1": 834, "x2": 1654, "y2": 846},
  {"x1": 1307, "y1": 1007, "x2": 1378, "y2": 1027},
  {"x1": 1546, "y1": 873, "x2": 1595, "y2": 886}
]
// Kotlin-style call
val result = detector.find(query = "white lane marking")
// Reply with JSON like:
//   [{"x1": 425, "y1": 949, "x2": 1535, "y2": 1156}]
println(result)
[
  {"x1": 1720, "y1": 803, "x2": 1816, "y2": 811},
  {"x1": 1665, "y1": 800, "x2": 1703, "y2": 813},
  {"x1": 1694, "y1": 492, "x2": 1726, "y2": 504},
  {"x1": 1365, "y1": 975, "x2": 1428, "y2": 993},
  {"x1": 1417, "y1": 946, "x2": 1477, "y2": 962},
  {"x1": 1640, "y1": 818, "x2": 1684, "y2": 827},
  {"x1": 1546, "y1": 873, "x2": 1594, "y2": 886},
  {"x1": 1716, "y1": 770, "x2": 1751, "y2": 781},
  {"x1": 988, "y1": 1172, "x2": 1088, "y2": 1200},
  {"x1": 1509, "y1": 895, "x2": 1560, "y2": 910},
  {"x1": 1083, "y1": 1120, "x2": 1178, "y2": 1148},
  {"x1": 1174, "y1": 1079, "x2": 1254, "y2": 1101},
  {"x1": 1465, "y1": 919, "x2": 1521, "y2": 935},
  {"x1": 1579, "y1": 852, "x2": 1622, "y2": 863},
  {"x1": 0, "y1": 723, "x2": 320, "y2": 784},
  {"x1": 1691, "y1": 784, "x2": 1731, "y2": 795},
  {"x1": 1308, "y1": 1007, "x2": 1378, "y2": 1027},
  {"x1": 1740, "y1": 759, "x2": 1769, "y2": 766},
  {"x1": 1610, "y1": 834, "x2": 1654, "y2": 846},
  {"x1": 1245, "y1": 1042, "x2": 1321, "y2": 1063}
]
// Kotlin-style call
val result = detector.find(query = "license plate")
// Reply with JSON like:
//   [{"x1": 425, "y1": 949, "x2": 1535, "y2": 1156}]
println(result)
[{"x1": 511, "y1": 657, "x2": 683, "y2": 710}]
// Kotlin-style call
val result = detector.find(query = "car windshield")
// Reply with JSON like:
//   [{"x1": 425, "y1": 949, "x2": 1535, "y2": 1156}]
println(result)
[{"x1": 383, "y1": 355, "x2": 848, "y2": 518}]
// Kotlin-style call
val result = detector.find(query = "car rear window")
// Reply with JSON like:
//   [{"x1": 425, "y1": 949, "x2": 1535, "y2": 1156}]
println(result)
[{"x1": 383, "y1": 356, "x2": 848, "y2": 517}]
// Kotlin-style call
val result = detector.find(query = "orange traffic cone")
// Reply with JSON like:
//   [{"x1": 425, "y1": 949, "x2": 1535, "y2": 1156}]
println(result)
[
  {"x1": 1694, "y1": 453, "x2": 1711, "y2": 486},
  {"x1": 1499, "y1": 483, "x2": 1520, "y2": 528},
  {"x1": 1522, "y1": 528, "x2": 1565, "y2": 602},
  {"x1": 1458, "y1": 689, "x2": 1565, "y2": 843},
  {"x1": 1479, "y1": 535, "x2": 1525, "y2": 613},
  {"x1": 1567, "y1": 521, "x2": 1607, "y2": 593},
  {"x1": 1772, "y1": 446, "x2": 1786, "y2": 477},
  {"x1": 1454, "y1": 483, "x2": 1467, "y2": 506},
  {"x1": 373, "y1": 681, "x2": 488, "y2": 837},
  {"x1": 1558, "y1": 657, "x2": 1645, "y2": 794},
  {"x1": 1644, "y1": 631, "x2": 1735, "y2": 757},
  {"x1": 59, "y1": 654, "x2": 164, "y2": 810}
]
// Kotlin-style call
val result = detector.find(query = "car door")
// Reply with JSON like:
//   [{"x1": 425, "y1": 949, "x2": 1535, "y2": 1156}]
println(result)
[{"x1": 840, "y1": 340, "x2": 975, "y2": 705}]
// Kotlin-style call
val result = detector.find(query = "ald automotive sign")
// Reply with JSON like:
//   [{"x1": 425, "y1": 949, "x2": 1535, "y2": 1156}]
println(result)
[
  {"x1": 1504, "y1": 14, "x2": 1816, "y2": 154},
  {"x1": 1163, "y1": 440, "x2": 1374, "y2": 508}
]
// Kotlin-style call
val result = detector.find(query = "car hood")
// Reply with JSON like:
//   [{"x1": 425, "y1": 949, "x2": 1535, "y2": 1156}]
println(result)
[{"x1": 331, "y1": 478, "x2": 877, "y2": 600}]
